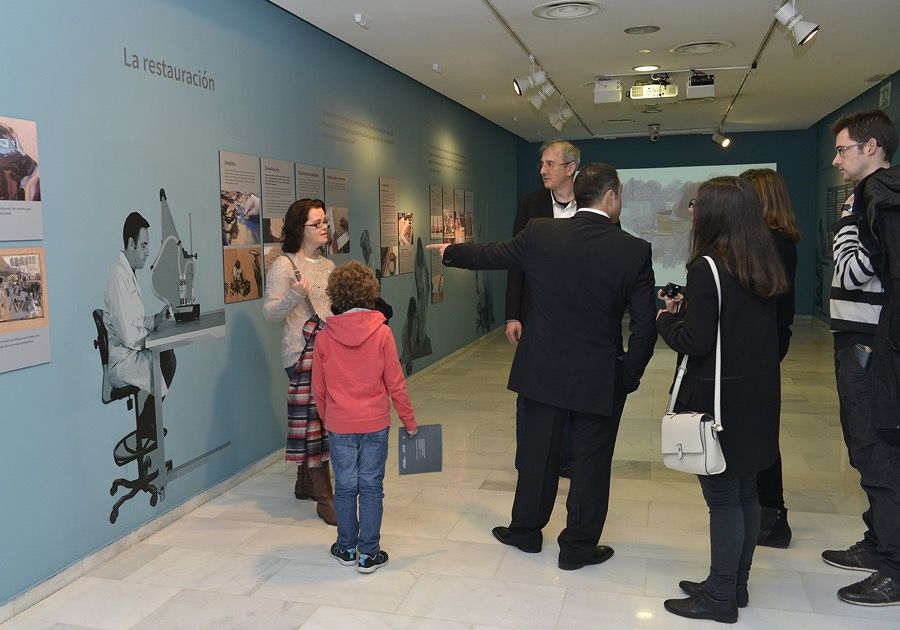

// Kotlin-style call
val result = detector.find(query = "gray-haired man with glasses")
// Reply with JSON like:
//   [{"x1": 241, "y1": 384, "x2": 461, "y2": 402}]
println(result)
[{"x1": 506, "y1": 140, "x2": 580, "y2": 478}]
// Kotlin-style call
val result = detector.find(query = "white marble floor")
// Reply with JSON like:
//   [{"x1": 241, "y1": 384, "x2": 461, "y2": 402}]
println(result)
[{"x1": 5, "y1": 322, "x2": 899, "y2": 629}]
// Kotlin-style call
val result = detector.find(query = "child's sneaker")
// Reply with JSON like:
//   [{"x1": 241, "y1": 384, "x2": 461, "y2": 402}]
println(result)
[
  {"x1": 330, "y1": 543, "x2": 357, "y2": 566},
  {"x1": 358, "y1": 550, "x2": 389, "y2": 573}
]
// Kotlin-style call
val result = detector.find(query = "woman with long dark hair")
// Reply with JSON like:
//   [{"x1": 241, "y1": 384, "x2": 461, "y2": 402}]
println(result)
[
  {"x1": 741, "y1": 168, "x2": 800, "y2": 548},
  {"x1": 657, "y1": 176, "x2": 788, "y2": 623},
  {"x1": 263, "y1": 198, "x2": 336, "y2": 525}
]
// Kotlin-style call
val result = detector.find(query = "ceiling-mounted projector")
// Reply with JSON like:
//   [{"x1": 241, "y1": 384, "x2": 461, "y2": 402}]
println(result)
[
  {"x1": 686, "y1": 73, "x2": 715, "y2": 99},
  {"x1": 594, "y1": 79, "x2": 622, "y2": 103},
  {"x1": 628, "y1": 83, "x2": 678, "y2": 99}
]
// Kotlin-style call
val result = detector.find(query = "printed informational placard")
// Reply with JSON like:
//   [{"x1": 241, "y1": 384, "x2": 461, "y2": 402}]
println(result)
[
  {"x1": 429, "y1": 185, "x2": 443, "y2": 240},
  {"x1": 0, "y1": 247, "x2": 50, "y2": 373},
  {"x1": 0, "y1": 116, "x2": 43, "y2": 240},
  {"x1": 324, "y1": 168, "x2": 350, "y2": 261},
  {"x1": 431, "y1": 250, "x2": 444, "y2": 304},
  {"x1": 261, "y1": 158, "x2": 295, "y2": 245},
  {"x1": 441, "y1": 186, "x2": 454, "y2": 244},
  {"x1": 398, "y1": 424, "x2": 442, "y2": 475},
  {"x1": 219, "y1": 151, "x2": 262, "y2": 303},
  {"x1": 464, "y1": 190, "x2": 475, "y2": 243},
  {"x1": 296, "y1": 163, "x2": 325, "y2": 200},
  {"x1": 397, "y1": 212, "x2": 413, "y2": 274},
  {"x1": 379, "y1": 177, "x2": 398, "y2": 248}
]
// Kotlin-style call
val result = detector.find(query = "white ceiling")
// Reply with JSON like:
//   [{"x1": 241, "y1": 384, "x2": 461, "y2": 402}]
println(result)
[{"x1": 272, "y1": 0, "x2": 900, "y2": 142}]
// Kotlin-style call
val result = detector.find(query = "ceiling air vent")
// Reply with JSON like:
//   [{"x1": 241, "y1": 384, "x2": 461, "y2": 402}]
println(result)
[
  {"x1": 532, "y1": 2, "x2": 605, "y2": 20},
  {"x1": 670, "y1": 41, "x2": 733, "y2": 55}
]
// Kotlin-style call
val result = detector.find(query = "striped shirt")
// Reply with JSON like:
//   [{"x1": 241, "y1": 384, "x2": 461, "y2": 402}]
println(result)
[{"x1": 830, "y1": 204, "x2": 885, "y2": 345}]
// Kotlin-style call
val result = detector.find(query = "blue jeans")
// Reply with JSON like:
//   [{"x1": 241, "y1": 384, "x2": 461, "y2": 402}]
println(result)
[{"x1": 328, "y1": 427, "x2": 390, "y2": 556}]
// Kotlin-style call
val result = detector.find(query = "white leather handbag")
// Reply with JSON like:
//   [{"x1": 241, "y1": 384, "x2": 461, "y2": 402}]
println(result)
[{"x1": 661, "y1": 256, "x2": 726, "y2": 476}]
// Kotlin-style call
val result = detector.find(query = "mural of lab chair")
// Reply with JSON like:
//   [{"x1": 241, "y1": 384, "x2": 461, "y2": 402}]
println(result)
[{"x1": 91, "y1": 309, "x2": 164, "y2": 523}]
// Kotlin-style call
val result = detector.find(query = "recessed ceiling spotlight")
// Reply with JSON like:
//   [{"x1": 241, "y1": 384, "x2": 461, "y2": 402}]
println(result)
[
  {"x1": 670, "y1": 41, "x2": 733, "y2": 55},
  {"x1": 633, "y1": 64, "x2": 660, "y2": 72},
  {"x1": 532, "y1": 1, "x2": 606, "y2": 20},
  {"x1": 637, "y1": 49, "x2": 652, "y2": 54},
  {"x1": 624, "y1": 25, "x2": 660, "y2": 35}
]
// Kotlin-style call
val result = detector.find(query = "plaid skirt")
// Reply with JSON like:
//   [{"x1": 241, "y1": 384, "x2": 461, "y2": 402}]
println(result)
[{"x1": 285, "y1": 316, "x2": 329, "y2": 465}]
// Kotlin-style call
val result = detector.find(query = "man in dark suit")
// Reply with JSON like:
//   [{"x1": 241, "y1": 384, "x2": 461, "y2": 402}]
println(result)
[
  {"x1": 507, "y1": 140, "x2": 579, "y2": 477},
  {"x1": 428, "y1": 163, "x2": 657, "y2": 570}
]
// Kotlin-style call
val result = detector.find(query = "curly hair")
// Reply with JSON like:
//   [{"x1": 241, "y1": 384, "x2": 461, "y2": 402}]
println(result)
[{"x1": 327, "y1": 261, "x2": 380, "y2": 314}]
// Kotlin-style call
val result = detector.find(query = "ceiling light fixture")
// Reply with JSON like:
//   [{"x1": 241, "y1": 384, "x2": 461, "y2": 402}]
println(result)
[
  {"x1": 773, "y1": 1, "x2": 819, "y2": 46},
  {"x1": 712, "y1": 131, "x2": 732, "y2": 148},
  {"x1": 513, "y1": 55, "x2": 548, "y2": 96},
  {"x1": 353, "y1": 12, "x2": 370, "y2": 30},
  {"x1": 548, "y1": 103, "x2": 574, "y2": 132},
  {"x1": 633, "y1": 64, "x2": 660, "y2": 72},
  {"x1": 529, "y1": 83, "x2": 556, "y2": 110}
]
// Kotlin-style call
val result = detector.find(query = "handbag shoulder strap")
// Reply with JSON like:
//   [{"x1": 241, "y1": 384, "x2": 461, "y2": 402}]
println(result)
[
  {"x1": 281, "y1": 253, "x2": 317, "y2": 315},
  {"x1": 702, "y1": 255, "x2": 723, "y2": 432}
]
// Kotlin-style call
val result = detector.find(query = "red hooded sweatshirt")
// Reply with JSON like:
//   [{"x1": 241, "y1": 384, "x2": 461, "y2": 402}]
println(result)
[{"x1": 312, "y1": 309, "x2": 417, "y2": 435}]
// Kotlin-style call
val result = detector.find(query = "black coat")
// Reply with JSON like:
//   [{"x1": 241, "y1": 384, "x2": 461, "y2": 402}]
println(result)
[
  {"x1": 505, "y1": 189, "x2": 552, "y2": 322},
  {"x1": 444, "y1": 211, "x2": 657, "y2": 416},
  {"x1": 656, "y1": 255, "x2": 781, "y2": 474},
  {"x1": 770, "y1": 228, "x2": 797, "y2": 361},
  {"x1": 857, "y1": 165, "x2": 900, "y2": 432}
]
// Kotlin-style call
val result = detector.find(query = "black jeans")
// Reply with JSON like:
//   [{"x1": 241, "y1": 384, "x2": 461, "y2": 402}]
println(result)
[
  {"x1": 698, "y1": 472, "x2": 760, "y2": 602},
  {"x1": 834, "y1": 344, "x2": 879, "y2": 552}
]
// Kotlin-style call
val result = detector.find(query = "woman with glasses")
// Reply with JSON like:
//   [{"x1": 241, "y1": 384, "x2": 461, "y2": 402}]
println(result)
[
  {"x1": 741, "y1": 167, "x2": 800, "y2": 549},
  {"x1": 263, "y1": 198, "x2": 336, "y2": 525},
  {"x1": 657, "y1": 177, "x2": 788, "y2": 623}
]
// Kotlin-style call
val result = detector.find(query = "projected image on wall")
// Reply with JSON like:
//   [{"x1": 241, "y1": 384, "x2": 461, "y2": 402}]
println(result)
[{"x1": 618, "y1": 163, "x2": 775, "y2": 284}]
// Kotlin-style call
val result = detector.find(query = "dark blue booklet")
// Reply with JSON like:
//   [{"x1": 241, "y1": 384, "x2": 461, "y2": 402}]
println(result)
[{"x1": 398, "y1": 424, "x2": 442, "y2": 475}]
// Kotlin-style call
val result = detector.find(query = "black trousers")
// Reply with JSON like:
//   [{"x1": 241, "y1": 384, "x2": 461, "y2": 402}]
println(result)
[
  {"x1": 698, "y1": 472, "x2": 761, "y2": 602},
  {"x1": 508, "y1": 393, "x2": 625, "y2": 562},
  {"x1": 137, "y1": 350, "x2": 176, "y2": 440}
]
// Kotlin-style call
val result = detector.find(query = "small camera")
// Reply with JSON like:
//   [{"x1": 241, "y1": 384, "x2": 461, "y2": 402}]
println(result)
[
  {"x1": 663, "y1": 282, "x2": 682, "y2": 298},
  {"x1": 649, "y1": 124, "x2": 660, "y2": 143}
]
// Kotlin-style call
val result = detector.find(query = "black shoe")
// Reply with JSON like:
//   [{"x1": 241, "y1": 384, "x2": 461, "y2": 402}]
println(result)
[
  {"x1": 757, "y1": 506, "x2": 792, "y2": 548},
  {"x1": 491, "y1": 526, "x2": 541, "y2": 553},
  {"x1": 330, "y1": 543, "x2": 357, "y2": 567},
  {"x1": 558, "y1": 467, "x2": 574, "y2": 479},
  {"x1": 664, "y1": 592, "x2": 738, "y2": 624},
  {"x1": 558, "y1": 545, "x2": 614, "y2": 571},
  {"x1": 679, "y1": 579, "x2": 748, "y2": 608},
  {"x1": 822, "y1": 541, "x2": 879, "y2": 572},
  {"x1": 358, "y1": 550, "x2": 389, "y2": 574},
  {"x1": 838, "y1": 572, "x2": 900, "y2": 606}
]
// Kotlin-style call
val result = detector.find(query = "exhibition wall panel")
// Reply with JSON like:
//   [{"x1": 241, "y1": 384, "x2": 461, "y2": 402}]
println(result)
[{"x1": 0, "y1": 0, "x2": 516, "y2": 604}]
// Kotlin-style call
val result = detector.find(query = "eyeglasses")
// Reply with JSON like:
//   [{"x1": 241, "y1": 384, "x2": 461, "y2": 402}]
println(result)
[
  {"x1": 537, "y1": 160, "x2": 574, "y2": 171},
  {"x1": 834, "y1": 142, "x2": 865, "y2": 157},
  {"x1": 688, "y1": 199, "x2": 696, "y2": 209},
  {"x1": 304, "y1": 220, "x2": 329, "y2": 229}
]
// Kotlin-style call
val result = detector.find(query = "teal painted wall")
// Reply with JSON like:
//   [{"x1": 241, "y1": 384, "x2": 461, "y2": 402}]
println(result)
[{"x1": 0, "y1": 0, "x2": 516, "y2": 604}]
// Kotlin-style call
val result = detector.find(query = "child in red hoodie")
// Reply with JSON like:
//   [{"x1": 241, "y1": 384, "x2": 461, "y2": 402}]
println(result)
[{"x1": 312, "y1": 261, "x2": 417, "y2": 573}]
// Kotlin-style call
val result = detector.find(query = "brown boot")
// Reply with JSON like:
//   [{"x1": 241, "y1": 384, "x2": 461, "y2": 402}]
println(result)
[
  {"x1": 294, "y1": 463, "x2": 315, "y2": 500},
  {"x1": 308, "y1": 464, "x2": 337, "y2": 526}
]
